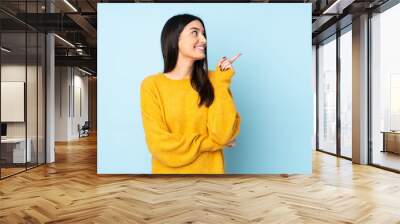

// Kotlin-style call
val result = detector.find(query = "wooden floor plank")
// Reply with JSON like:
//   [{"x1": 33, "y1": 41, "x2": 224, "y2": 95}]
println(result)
[{"x1": 1, "y1": 134, "x2": 400, "y2": 223}]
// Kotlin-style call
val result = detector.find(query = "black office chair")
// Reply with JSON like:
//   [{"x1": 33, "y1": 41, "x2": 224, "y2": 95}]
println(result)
[{"x1": 78, "y1": 121, "x2": 90, "y2": 138}]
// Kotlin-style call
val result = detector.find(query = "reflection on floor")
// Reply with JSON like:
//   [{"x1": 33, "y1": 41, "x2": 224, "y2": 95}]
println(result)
[
  {"x1": 0, "y1": 167, "x2": 25, "y2": 177},
  {"x1": 0, "y1": 163, "x2": 42, "y2": 178},
  {"x1": 373, "y1": 150, "x2": 400, "y2": 171},
  {"x1": 341, "y1": 147, "x2": 352, "y2": 158}
]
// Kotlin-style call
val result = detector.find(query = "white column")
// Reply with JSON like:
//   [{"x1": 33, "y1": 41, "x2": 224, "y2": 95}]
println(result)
[
  {"x1": 352, "y1": 14, "x2": 369, "y2": 164},
  {"x1": 46, "y1": 33, "x2": 55, "y2": 163},
  {"x1": 46, "y1": 1, "x2": 55, "y2": 163}
]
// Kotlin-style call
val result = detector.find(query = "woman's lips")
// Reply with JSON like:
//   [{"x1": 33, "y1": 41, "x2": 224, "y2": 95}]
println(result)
[{"x1": 195, "y1": 46, "x2": 205, "y2": 51}]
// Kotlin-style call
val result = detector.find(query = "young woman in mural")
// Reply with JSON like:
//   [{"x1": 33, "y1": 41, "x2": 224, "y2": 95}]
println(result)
[{"x1": 140, "y1": 14, "x2": 241, "y2": 174}]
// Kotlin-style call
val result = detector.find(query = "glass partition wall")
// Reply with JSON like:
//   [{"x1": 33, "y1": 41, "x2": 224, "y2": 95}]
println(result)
[
  {"x1": 339, "y1": 27, "x2": 352, "y2": 159},
  {"x1": 316, "y1": 27, "x2": 353, "y2": 159},
  {"x1": 0, "y1": 1, "x2": 46, "y2": 179},
  {"x1": 317, "y1": 35, "x2": 337, "y2": 155},
  {"x1": 316, "y1": 0, "x2": 400, "y2": 172},
  {"x1": 370, "y1": 3, "x2": 400, "y2": 172},
  {"x1": 0, "y1": 31, "x2": 27, "y2": 177}
]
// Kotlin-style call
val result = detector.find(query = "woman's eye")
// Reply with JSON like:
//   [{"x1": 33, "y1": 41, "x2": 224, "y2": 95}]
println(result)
[{"x1": 192, "y1": 30, "x2": 198, "y2": 36}]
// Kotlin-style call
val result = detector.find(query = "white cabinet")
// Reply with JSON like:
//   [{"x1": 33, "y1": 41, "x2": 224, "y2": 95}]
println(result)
[{"x1": 1, "y1": 138, "x2": 32, "y2": 163}]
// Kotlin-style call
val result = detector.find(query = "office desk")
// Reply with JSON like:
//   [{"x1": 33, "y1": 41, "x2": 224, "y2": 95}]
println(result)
[
  {"x1": 1, "y1": 138, "x2": 32, "y2": 163},
  {"x1": 381, "y1": 131, "x2": 400, "y2": 154}
]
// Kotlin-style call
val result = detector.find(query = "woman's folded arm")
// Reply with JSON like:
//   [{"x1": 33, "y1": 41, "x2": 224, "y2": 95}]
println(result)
[
  {"x1": 207, "y1": 67, "x2": 241, "y2": 145},
  {"x1": 140, "y1": 79, "x2": 225, "y2": 168}
]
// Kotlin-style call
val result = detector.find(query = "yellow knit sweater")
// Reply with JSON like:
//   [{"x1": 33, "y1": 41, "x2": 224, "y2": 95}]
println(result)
[{"x1": 140, "y1": 66, "x2": 241, "y2": 174}]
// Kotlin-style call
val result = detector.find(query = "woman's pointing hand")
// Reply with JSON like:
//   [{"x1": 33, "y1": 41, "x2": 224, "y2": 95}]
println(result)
[{"x1": 217, "y1": 53, "x2": 242, "y2": 71}]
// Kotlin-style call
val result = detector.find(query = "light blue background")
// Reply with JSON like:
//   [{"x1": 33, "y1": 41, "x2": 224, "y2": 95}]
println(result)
[{"x1": 98, "y1": 3, "x2": 312, "y2": 174}]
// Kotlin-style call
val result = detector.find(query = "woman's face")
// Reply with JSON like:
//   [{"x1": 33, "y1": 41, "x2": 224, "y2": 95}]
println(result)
[{"x1": 178, "y1": 20, "x2": 207, "y2": 61}]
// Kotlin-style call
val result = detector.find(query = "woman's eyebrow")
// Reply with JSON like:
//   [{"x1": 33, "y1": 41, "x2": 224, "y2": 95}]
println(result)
[{"x1": 189, "y1": 27, "x2": 204, "y2": 32}]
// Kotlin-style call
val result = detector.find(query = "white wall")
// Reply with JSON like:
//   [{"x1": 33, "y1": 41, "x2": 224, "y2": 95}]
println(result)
[
  {"x1": 55, "y1": 66, "x2": 69, "y2": 141},
  {"x1": 1, "y1": 65, "x2": 41, "y2": 137},
  {"x1": 1, "y1": 63, "x2": 46, "y2": 164},
  {"x1": 55, "y1": 67, "x2": 89, "y2": 141},
  {"x1": 1, "y1": 65, "x2": 26, "y2": 135},
  {"x1": 72, "y1": 72, "x2": 89, "y2": 138}
]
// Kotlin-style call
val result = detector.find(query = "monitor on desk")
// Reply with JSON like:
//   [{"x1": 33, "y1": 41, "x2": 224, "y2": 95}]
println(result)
[{"x1": 1, "y1": 123, "x2": 7, "y2": 138}]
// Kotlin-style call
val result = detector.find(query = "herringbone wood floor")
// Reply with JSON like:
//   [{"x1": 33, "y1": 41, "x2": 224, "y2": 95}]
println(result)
[{"x1": 1, "y1": 134, "x2": 400, "y2": 223}]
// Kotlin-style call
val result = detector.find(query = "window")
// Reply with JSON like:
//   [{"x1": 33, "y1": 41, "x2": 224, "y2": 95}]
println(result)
[
  {"x1": 317, "y1": 36, "x2": 337, "y2": 154},
  {"x1": 339, "y1": 28, "x2": 352, "y2": 158},
  {"x1": 371, "y1": 3, "x2": 400, "y2": 171}
]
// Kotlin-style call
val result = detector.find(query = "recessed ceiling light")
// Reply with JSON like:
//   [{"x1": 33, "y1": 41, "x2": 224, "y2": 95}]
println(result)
[
  {"x1": 1, "y1": 47, "x2": 11, "y2": 53},
  {"x1": 63, "y1": 0, "x2": 78, "y2": 12},
  {"x1": 54, "y1": 34, "x2": 75, "y2": 48},
  {"x1": 323, "y1": 0, "x2": 355, "y2": 15},
  {"x1": 78, "y1": 67, "x2": 93, "y2": 76}
]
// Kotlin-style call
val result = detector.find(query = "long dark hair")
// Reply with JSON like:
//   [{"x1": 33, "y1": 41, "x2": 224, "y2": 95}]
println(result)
[{"x1": 161, "y1": 14, "x2": 214, "y2": 107}]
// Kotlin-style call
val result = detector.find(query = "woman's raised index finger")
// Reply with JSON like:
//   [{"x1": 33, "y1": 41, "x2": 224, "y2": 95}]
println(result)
[{"x1": 229, "y1": 53, "x2": 242, "y2": 63}]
